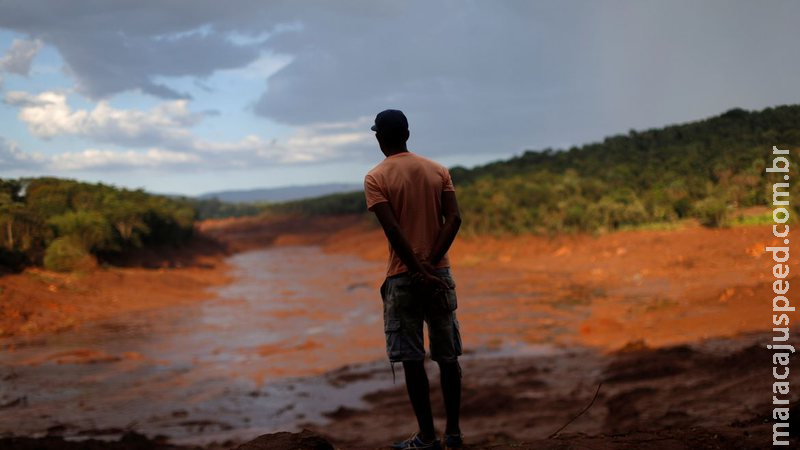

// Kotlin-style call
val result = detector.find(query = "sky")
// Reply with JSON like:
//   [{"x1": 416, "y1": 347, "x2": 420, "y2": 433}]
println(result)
[{"x1": 0, "y1": 1, "x2": 798, "y2": 196}]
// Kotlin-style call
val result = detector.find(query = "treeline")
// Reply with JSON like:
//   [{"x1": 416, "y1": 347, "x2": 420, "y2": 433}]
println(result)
[
  {"x1": 188, "y1": 197, "x2": 268, "y2": 220},
  {"x1": 452, "y1": 106, "x2": 799, "y2": 234},
  {"x1": 265, "y1": 191, "x2": 367, "y2": 216},
  {"x1": 272, "y1": 105, "x2": 800, "y2": 234},
  {"x1": 0, "y1": 178, "x2": 195, "y2": 272}
]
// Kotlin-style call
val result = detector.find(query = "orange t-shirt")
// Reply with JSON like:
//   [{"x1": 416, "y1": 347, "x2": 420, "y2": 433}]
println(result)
[{"x1": 364, "y1": 151, "x2": 456, "y2": 277}]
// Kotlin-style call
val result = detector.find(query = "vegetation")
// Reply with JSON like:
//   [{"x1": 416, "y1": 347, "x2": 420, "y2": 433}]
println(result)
[
  {"x1": 272, "y1": 105, "x2": 800, "y2": 235},
  {"x1": 266, "y1": 191, "x2": 367, "y2": 216},
  {"x1": 449, "y1": 106, "x2": 800, "y2": 234},
  {"x1": 0, "y1": 178, "x2": 195, "y2": 272},
  {"x1": 187, "y1": 197, "x2": 268, "y2": 220}
]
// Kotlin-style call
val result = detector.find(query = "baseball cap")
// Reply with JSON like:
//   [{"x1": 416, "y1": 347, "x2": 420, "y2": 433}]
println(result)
[{"x1": 371, "y1": 109, "x2": 408, "y2": 132}]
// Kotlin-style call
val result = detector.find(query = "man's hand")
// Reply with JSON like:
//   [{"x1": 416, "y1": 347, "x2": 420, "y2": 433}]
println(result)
[
  {"x1": 370, "y1": 202, "x2": 450, "y2": 308},
  {"x1": 411, "y1": 269, "x2": 448, "y2": 293},
  {"x1": 418, "y1": 257, "x2": 437, "y2": 275},
  {"x1": 412, "y1": 255, "x2": 447, "y2": 291},
  {"x1": 410, "y1": 260, "x2": 449, "y2": 313}
]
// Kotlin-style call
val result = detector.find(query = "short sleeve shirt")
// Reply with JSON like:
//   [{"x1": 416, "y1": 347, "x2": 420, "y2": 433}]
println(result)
[{"x1": 364, "y1": 151, "x2": 455, "y2": 277}]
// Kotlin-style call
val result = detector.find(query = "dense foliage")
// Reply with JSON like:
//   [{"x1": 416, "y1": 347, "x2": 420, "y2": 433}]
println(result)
[
  {"x1": 273, "y1": 105, "x2": 800, "y2": 234},
  {"x1": 451, "y1": 106, "x2": 799, "y2": 234},
  {"x1": 0, "y1": 178, "x2": 196, "y2": 271},
  {"x1": 266, "y1": 191, "x2": 367, "y2": 216}
]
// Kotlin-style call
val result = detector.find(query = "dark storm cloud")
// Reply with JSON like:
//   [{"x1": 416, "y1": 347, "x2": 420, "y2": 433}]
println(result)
[
  {"x1": 0, "y1": 0, "x2": 286, "y2": 98},
  {"x1": 56, "y1": 28, "x2": 265, "y2": 99},
  {"x1": 254, "y1": 2, "x2": 608, "y2": 156},
  {"x1": 1, "y1": 1, "x2": 798, "y2": 160},
  {"x1": 253, "y1": 0, "x2": 800, "y2": 157},
  {"x1": 0, "y1": 0, "x2": 390, "y2": 99}
]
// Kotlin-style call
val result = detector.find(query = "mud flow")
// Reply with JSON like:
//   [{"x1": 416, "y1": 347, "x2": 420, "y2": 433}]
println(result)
[{"x1": 0, "y1": 247, "x2": 398, "y2": 445}]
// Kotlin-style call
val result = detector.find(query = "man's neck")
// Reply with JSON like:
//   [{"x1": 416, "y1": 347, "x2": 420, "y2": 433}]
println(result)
[{"x1": 384, "y1": 148, "x2": 409, "y2": 157}]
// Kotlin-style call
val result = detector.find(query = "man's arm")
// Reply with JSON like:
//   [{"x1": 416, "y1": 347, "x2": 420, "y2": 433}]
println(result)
[
  {"x1": 372, "y1": 201, "x2": 427, "y2": 274},
  {"x1": 427, "y1": 190, "x2": 462, "y2": 266},
  {"x1": 371, "y1": 202, "x2": 447, "y2": 288}
]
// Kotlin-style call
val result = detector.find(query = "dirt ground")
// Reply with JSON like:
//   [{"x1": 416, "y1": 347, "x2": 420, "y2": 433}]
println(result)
[
  {"x1": 205, "y1": 214, "x2": 800, "y2": 351},
  {"x1": 0, "y1": 234, "x2": 232, "y2": 340},
  {"x1": 1, "y1": 214, "x2": 798, "y2": 448},
  {"x1": 304, "y1": 330, "x2": 799, "y2": 449},
  {"x1": 205, "y1": 215, "x2": 800, "y2": 448}
]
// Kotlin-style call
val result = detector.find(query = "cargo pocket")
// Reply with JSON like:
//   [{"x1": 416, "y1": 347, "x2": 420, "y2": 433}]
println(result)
[
  {"x1": 453, "y1": 317, "x2": 463, "y2": 357},
  {"x1": 442, "y1": 276, "x2": 458, "y2": 311},
  {"x1": 384, "y1": 318, "x2": 401, "y2": 333},
  {"x1": 380, "y1": 279, "x2": 388, "y2": 302},
  {"x1": 384, "y1": 318, "x2": 402, "y2": 361}
]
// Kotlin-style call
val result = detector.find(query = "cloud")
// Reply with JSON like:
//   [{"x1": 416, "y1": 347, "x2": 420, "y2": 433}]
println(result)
[
  {"x1": 0, "y1": 1, "x2": 296, "y2": 99},
  {"x1": 0, "y1": 38, "x2": 43, "y2": 76},
  {"x1": 194, "y1": 117, "x2": 372, "y2": 164},
  {"x1": 2, "y1": 89, "x2": 371, "y2": 169},
  {"x1": 57, "y1": 28, "x2": 266, "y2": 99},
  {"x1": 249, "y1": 2, "x2": 607, "y2": 156},
  {"x1": 0, "y1": 137, "x2": 45, "y2": 169},
  {"x1": 1, "y1": 1, "x2": 799, "y2": 169},
  {"x1": 9, "y1": 121, "x2": 370, "y2": 172},
  {"x1": 250, "y1": 2, "x2": 800, "y2": 159},
  {"x1": 5, "y1": 90, "x2": 201, "y2": 147},
  {"x1": 0, "y1": 87, "x2": 372, "y2": 172},
  {"x1": 50, "y1": 148, "x2": 200, "y2": 171}
]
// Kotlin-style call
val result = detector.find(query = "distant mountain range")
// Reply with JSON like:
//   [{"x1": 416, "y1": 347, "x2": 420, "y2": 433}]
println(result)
[{"x1": 198, "y1": 183, "x2": 362, "y2": 203}]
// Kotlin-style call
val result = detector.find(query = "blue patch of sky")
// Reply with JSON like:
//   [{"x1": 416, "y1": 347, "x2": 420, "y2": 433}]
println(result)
[
  {"x1": 0, "y1": 26, "x2": 299, "y2": 167},
  {"x1": 0, "y1": 30, "x2": 95, "y2": 157},
  {"x1": 147, "y1": 51, "x2": 294, "y2": 143}
]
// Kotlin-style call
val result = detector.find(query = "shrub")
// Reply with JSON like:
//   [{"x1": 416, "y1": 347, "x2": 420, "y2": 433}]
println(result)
[
  {"x1": 43, "y1": 237, "x2": 95, "y2": 272},
  {"x1": 693, "y1": 197, "x2": 729, "y2": 227}
]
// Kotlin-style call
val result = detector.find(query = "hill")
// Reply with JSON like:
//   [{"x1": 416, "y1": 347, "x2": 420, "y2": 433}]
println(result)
[{"x1": 279, "y1": 105, "x2": 800, "y2": 234}]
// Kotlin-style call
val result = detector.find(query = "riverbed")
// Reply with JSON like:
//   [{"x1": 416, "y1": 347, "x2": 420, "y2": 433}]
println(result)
[{"x1": 0, "y1": 247, "x2": 395, "y2": 445}]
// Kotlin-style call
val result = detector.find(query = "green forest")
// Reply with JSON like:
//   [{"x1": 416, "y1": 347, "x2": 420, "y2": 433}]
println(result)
[
  {"x1": 0, "y1": 178, "x2": 195, "y2": 272},
  {"x1": 264, "y1": 105, "x2": 800, "y2": 234},
  {"x1": 2, "y1": 104, "x2": 798, "y2": 272}
]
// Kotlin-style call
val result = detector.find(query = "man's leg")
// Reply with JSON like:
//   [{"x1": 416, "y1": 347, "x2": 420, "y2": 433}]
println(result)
[
  {"x1": 402, "y1": 360, "x2": 436, "y2": 442},
  {"x1": 437, "y1": 360, "x2": 461, "y2": 436},
  {"x1": 383, "y1": 275, "x2": 436, "y2": 443},
  {"x1": 428, "y1": 269, "x2": 463, "y2": 438}
]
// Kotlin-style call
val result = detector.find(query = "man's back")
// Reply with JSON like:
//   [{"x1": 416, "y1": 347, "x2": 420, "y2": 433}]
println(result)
[
  {"x1": 365, "y1": 109, "x2": 463, "y2": 449},
  {"x1": 364, "y1": 151, "x2": 455, "y2": 276}
]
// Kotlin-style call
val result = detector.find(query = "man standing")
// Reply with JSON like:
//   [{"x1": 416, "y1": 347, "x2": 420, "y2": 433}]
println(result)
[{"x1": 364, "y1": 109, "x2": 463, "y2": 450}]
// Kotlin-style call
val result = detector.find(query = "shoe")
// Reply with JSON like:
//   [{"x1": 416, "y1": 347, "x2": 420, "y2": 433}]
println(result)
[
  {"x1": 391, "y1": 432, "x2": 442, "y2": 449},
  {"x1": 442, "y1": 433, "x2": 463, "y2": 449}
]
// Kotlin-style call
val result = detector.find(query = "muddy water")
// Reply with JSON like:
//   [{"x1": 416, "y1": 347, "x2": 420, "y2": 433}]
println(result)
[
  {"x1": 0, "y1": 247, "x2": 398, "y2": 445},
  {"x1": 0, "y1": 245, "x2": 563, "y2": 445}
]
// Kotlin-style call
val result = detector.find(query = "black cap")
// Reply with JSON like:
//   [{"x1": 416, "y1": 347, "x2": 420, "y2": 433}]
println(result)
[{"x1": 371, "y1": 109, "x2": 408, "y2": 132}]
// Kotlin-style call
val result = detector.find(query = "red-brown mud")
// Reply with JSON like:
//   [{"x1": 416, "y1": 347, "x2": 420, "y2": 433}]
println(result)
[
  {"x1": 0, "y1": 234, "x2": 232, "y2": 340},
  {"x1": 207, "y1": 215, "x2": 800, "y2": 448},
  {"x1": 1, "y1": 214, "x2": 798, "y2": 449},
  {"x1": 302, "y1": 331, "x2": 799, "y2": 449}
]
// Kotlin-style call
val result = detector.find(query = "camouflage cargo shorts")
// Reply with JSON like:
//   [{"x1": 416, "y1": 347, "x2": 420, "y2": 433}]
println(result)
[{"x1": 379, "y1": 268, "x2": 463, "y2": 363}]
